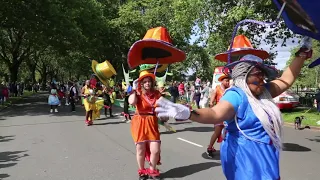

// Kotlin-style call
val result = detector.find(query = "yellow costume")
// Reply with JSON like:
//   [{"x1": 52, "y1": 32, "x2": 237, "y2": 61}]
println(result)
[
  {"x1": 108, "y1": 79, "x2": 115, "y2": 88},
  {"x1": 110, "y1": 91, "x2": 116, "y2": 104},
  {"x1": 83, "y1": 86, "x2": 95, "y2": 112},
  {"x1": 83, "y1": 87, "x2": 104, "y2": 121}
]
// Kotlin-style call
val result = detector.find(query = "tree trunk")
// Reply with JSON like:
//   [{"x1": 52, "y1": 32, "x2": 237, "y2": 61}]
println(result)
[
  {"x1": 40, "y1": 64, "x2": 47, "y2": 90},
  {"x1": 31, "y1": 67, "x2": 36, "y2": 84},
  {"x1": 9, "y1": 64, "x2": 19, "y2": 83}
]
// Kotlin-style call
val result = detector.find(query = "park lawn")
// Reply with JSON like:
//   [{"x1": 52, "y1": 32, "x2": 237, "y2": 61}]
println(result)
[
  {"x1": 282, "y1": 108, "x2": 320, "y2": 127},
  {"x1": 0, "y1": 91, "x2": 36, "y2": 108}
]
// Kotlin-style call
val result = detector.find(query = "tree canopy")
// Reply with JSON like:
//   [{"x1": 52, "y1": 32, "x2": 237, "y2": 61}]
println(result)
[{"x1": 0, "y1": 0, "x2": 302, "y2": 86}]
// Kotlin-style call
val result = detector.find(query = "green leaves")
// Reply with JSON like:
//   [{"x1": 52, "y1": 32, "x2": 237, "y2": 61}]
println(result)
[
  {"x1": 0, "y1": 0, "x2": 303, "y2": 84},
  {"x1": 285, "y1": 40, "x2": 320, "y2": 88}
]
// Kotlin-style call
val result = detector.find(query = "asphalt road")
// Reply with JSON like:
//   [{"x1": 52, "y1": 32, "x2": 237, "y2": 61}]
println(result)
[{"x1": 0, "y1": 93, "x2": 320, "y2": 180}]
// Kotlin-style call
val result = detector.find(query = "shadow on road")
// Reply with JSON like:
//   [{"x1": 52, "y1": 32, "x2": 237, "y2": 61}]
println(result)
[
  {"x1": 201, "y1": 151, "x2": 221, "y2": 160},
  {"x1": 93, "y1": 121, "x2": 127, "y2": 126},
  {"x1": 0, "y1": 136, "x2": 15, "y2": 143},
  {"x1": 161, "y1": 126, "x2": 213, "y2": 135},
  {"x1": 306, "y1": 138, "x2": 320, "y2": 143},
  {"x1": 0, "y1": 150, "x2": 29, "y2": 179},
  {"x1": 169, "y1": 121, "x2": 193, "y2": 125},
  {"x1": 161, "y1": 162, "x2": 220, "y2": 178},
  {"x1": 0, "y1": 174, "x2": 10, "y2": 179},
  {"x1": 283, "y1": 143, "x2": 311, "y2": 152}
]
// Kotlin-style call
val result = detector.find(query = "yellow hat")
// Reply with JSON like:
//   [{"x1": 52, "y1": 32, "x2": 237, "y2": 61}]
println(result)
[
  {"x1": 138, "y1": 70, "x2": 156, "y2": 82},
  {"x1": 92, "y1": 60, "x2": 117, "y2": 86}
]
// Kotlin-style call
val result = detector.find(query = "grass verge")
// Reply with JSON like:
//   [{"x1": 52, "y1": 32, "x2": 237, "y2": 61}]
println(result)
[
  {"x1": 0, "y1": 91, "x2": 36, "y2": 109},
  {"x1": 281, "y1": 108, "x2": 320, "y2": 127}
]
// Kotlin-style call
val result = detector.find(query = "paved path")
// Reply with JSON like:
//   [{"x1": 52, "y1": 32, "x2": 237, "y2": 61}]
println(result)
[{"x1": 0, "y1": 94, "x2": 320, "y2": 180}]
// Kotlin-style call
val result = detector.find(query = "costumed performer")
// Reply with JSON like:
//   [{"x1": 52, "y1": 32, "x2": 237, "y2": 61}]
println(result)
[
  {"x1": 129, "y1": 71, "x2": 162, "y2": 179},
  {"x1": 157, "y1": 78, "x2": 177, "y2": 132},
  {"x1": 108, "y1": 86, "x2": 117, "y2": 117},
  {"x1": 122, "y1": 81, "x2": 132, "y2": 123},
  {"x1": 156, "y1": 81, "x2": 176, "y2": 132},
  {"x1": 207, "y1": 74, "x2": 231, "y2": 157},
  {"x1": 48, "y1": 88, "x2": 60, "y2": 113},
  {"x1": 127, "y1": 26, "x2": 186, "y2": 179},
  {"x1": 91, "y1": 59, "x2": 118, "y2": 118},
  {"x1": 81, "y1": 80, "x2": 90, "y2": 106},
  {"x1": 82, "y1": 77, "x2": 97, "y2": 126},
  {"x1": 93, "y1": 83, "x2": 104, "y2": 120},
  {"x1": 102, "y1": 85, "x2": 112, "y2": 117},
  {"x1": 69, "y1": 81, "x2": 79, "y2": 112},
  {"x1": 155, "y1": 37, "x2": 313, "y2": 180}
]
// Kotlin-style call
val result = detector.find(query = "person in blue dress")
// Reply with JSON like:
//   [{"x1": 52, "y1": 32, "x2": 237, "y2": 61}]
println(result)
[{"x1": 154, "y1": 44, "x2": 313, "y2": 179}]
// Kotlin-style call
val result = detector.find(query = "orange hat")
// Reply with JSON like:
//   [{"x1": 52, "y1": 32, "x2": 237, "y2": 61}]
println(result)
[
  {"x1": 127, "y1": 27, "x2": 186, "y2": 69},
  {"x1": 214, "y1": 35, "x2": 269, "y2": 62},
  {"x1": 218, "y1": 74, "x2": 230, "y2": 82},
  {"x1": 138, "y1": 70, "x2": 156, "y2": 82}
]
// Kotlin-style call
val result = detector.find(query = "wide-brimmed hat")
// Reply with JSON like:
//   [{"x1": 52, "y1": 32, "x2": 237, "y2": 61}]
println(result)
[
  {"x1": 92, "y1": 60, "x2": 117, "y2": 86},
  {"x1": 127, "y1": 27, "x2": 186, "y2": 69},
  {"x1": 225, "y1": 54, "x2": 278, "y2": 79},
  {"x1": 218, "y1": 74, "x2": 231, "y2": 82},
  {"x1": 215, "y1": 35, "x2": 270, "y2": 62},
  {"x1": 138, "y1": 70, "x2": 156, "y2": 82}
]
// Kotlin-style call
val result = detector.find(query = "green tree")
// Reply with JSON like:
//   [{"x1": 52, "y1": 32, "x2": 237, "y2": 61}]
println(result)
[
  {"x1": 0, "y1": 0, "x2": 108, "y2": 82},
  {"x1": 285, "y1": 40, "x2": 320, "y2": 88}
]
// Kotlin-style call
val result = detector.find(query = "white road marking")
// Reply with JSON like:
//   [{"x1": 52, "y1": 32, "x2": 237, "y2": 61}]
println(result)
[{"x1": 177, "y1": 137, "x2": 203, "y2": 147}]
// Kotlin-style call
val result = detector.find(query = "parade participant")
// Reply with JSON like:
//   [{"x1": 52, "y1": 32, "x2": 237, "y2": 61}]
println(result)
[
  {"x1": 105, "y1": 87, "x2": 115, "y2": 117},
  {"x1": 129, "y1": 71, "x2": 162, "y2": 179},
  {"x1": 128, "y1": 26, "x2": 186, "y2": 179},
  {"x1": 48, "y1": 89, "x2": 60, "y2": 113},
  {"x1": 155, "y1": 40, "x2": 313, "y2": 180},
  {"x1": 122, "y1": 82, "x2": 133, "y2": 122},
  {"x1": 199, "y1": 83, "x2": 210, "y2": 108},
  {"x1": 81, "y1": 80, "x2": 90, "y2": 106},
  {"x1": 91, "y1": 59, "x2": 118, "y2": 113},
  {"x1": 207, "y1": 74, "x2": 230, "y2": 157},
  {"x1": 82, "y1": 77, "x2": 97, "y2": 126},
  {"x1": 69, "y1": 81, "x2": 78, "y2": 112}
]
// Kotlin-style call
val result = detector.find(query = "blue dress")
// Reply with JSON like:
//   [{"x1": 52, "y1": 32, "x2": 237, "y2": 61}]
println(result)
[
  {"x1": 220, "y1": 87, "x2": 280, "y2": 180},
  {"x1": 48, "y1": 95, "x2": 60, "y2": 106}
]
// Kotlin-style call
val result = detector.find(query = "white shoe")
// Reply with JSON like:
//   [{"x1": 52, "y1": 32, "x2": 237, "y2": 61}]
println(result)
[
  {"x1": 126, "y1": 120, "x2": 131, "y2": 123},
  {"x1": 55, "y1": 109, "x2": 58, "y2": 113},
  {"x1": 50, "y1": 109, "x2": 53, "y2": 113}
]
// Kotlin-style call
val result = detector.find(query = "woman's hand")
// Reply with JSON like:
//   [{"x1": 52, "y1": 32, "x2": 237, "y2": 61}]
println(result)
[
  {"x1": 269, "y1": 36, "x2": 312, "y2": 98},
  {"x1": 132, "y1": 79, "x2": 139, "y2": 90},
  {"x1": 155, "y1": 97, "x2": 191, "y2": 120}
]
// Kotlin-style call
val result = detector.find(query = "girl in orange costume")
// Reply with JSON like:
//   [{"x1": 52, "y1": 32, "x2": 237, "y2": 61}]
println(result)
[{"x1": 129, "y1": 71, "x2": 162, "y2": 180}]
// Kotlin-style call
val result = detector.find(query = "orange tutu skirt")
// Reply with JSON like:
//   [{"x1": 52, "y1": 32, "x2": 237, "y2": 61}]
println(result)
[{"x1": 131, "y1": 115, "x2": 160, "y2": 143}]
